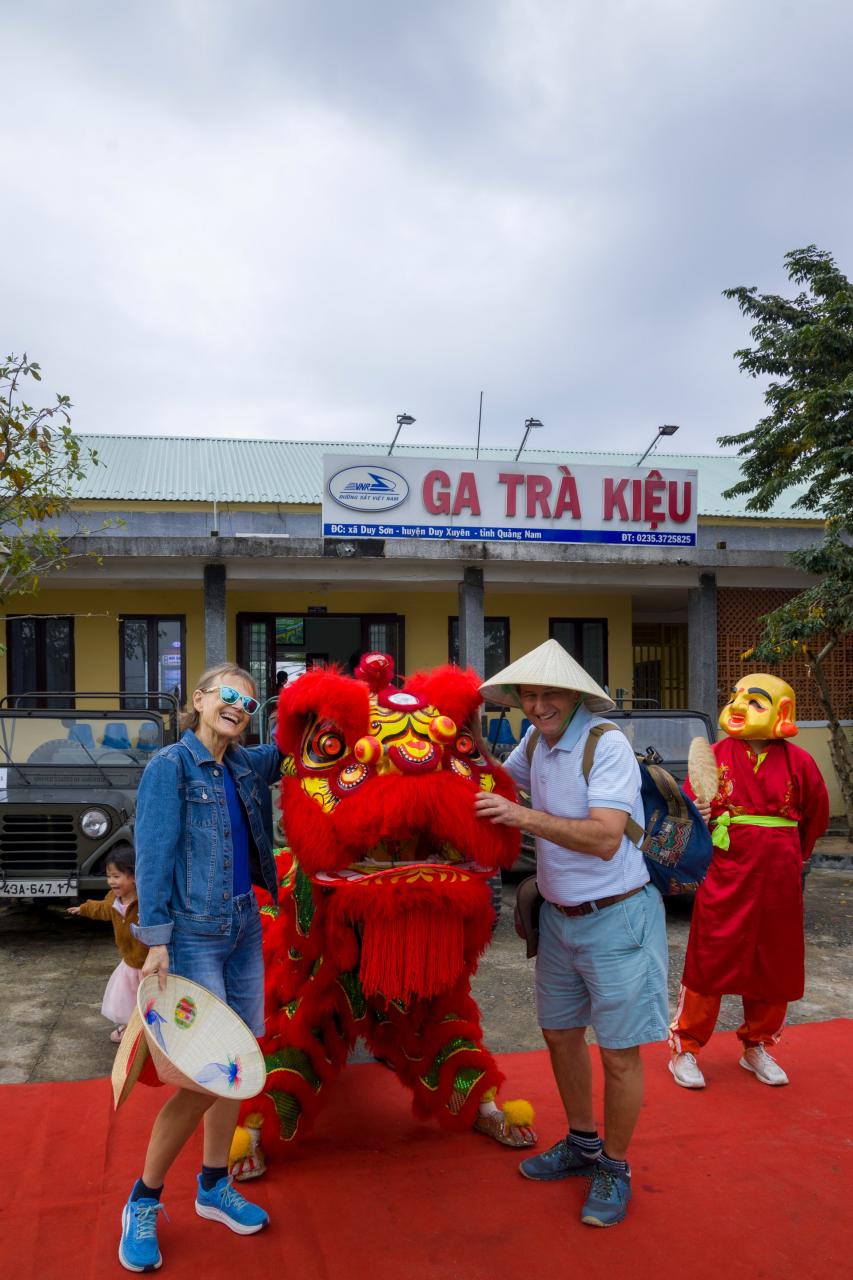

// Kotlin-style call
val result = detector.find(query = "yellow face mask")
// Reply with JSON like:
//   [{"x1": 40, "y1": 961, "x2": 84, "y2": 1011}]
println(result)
[{"x1": 718, "y1": 673, "x2": 798, "y2": 741}]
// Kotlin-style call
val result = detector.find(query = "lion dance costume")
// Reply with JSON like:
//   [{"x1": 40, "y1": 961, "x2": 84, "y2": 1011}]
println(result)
[
  {"x1": 248, "y1": 654, "x2": 534, "y2": 1153},
  {"x1": 669, "y1": 674, "x2": 829, "y2": 1082}
]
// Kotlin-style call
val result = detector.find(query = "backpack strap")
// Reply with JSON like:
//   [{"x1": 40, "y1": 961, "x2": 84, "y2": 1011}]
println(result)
[
  {"x1": 525, "y1": 728, "x2": 541, "y2": 763},
  {"x1": 644, "y1": 762, "x2": 689, "y2": 820},
  {"x1": 582, "y1": 723, "x2": 645, "y2": 847},
  {"x1": 581, "y1": 723, "x2": 614, "y2": 783}
]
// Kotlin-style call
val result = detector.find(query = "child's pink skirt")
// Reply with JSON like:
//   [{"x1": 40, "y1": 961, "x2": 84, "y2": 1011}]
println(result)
[{"x1": 101, "y1": 960, "x2": 142, "y2": 1026}]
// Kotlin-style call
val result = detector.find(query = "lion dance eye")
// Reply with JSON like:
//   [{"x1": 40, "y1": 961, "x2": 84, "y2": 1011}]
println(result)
[
  {"x1": 455, "y1": 733, "x2": 475, "y2": 756},
  {"x1": 307, "y1": 722, "x2": 347, "y2": 763}
]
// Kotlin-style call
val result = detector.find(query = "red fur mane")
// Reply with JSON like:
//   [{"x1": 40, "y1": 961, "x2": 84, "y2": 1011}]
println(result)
[{"x1": 275, "y1": 666, "x2": 371, "y2": 757}]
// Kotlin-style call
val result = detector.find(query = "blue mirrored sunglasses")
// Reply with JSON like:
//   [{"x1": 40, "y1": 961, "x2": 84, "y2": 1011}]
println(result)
[{"x1": 202, "y1": 685, "x2": 260, "y2": 716}]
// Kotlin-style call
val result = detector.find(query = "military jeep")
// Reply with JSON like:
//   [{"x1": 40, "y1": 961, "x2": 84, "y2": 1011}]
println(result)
[{"x1": 0, "y1": 692, "x2": 179, "y2": 903}]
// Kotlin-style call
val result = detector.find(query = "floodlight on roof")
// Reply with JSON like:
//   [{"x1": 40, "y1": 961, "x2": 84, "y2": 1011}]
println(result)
[
  {"x1": 388, "y1": 412, "x2": 416, "y2": 456},
  {"x1": 636, "y1": 423, "x2": 680, "y2": 466},
  {"x1": 515, "y1": 417, "x2": 543, "y2": 461}
]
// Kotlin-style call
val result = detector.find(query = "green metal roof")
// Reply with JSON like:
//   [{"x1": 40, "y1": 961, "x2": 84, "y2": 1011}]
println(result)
[{"x1": 71, "y1": 435, "x2": 817, "y2": 521}]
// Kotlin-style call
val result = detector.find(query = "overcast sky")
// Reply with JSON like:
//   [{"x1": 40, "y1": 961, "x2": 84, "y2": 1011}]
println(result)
[{"x1": 4, "y1": 1, "x2": 853, "y2": 457}]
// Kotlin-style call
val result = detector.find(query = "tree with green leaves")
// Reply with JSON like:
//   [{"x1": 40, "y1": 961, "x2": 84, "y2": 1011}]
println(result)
[
  {"x1": 721, "y1": 245, "x2": 853, "y2": 832},
  {"x1": 0, "y1": 353, "x2": 101, "y2": 603}
]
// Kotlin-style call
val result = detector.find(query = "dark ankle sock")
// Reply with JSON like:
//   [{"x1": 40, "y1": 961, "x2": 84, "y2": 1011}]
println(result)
[
  {"x1": 569, "y1": 1129, "x2": 602, "y2": 1158},
  {"x1": 131, "y1": 1178, "x2": 163, "y2": 1202},
  {"x1": 601, "y1": 1151, "x2": 630, "y2": 1174},
  {"x1": 200, "y1": 1165, "x2": 229, "y2": 1192}
]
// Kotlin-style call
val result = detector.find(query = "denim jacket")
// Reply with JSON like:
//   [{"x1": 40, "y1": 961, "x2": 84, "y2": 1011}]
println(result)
[{"x1": 133, "y1": 730, "x2": 282, "y2": 945}]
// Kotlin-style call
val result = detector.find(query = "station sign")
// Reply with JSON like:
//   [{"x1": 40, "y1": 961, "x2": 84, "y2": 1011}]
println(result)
[{"x1": 323, "y1": 456, "x2": 697, "y2": 547}]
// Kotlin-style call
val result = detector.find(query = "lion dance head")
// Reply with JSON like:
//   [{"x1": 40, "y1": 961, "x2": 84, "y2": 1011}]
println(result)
[{"x1": 272, "y1": 653, "x2": 519, "y2": 1002}]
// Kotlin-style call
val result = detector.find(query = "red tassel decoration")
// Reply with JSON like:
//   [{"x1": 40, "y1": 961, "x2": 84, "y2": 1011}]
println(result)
[
  {"x1": 325, "y1": 872, "x2": 492, "y2": 1003},
  {"x1": 359, "y1": 903, "x2": 464, "y2": 1002}
]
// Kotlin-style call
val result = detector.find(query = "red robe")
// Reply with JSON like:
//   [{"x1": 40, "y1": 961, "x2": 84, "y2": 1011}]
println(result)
[{"x1": 683, "y1": 738, "x2": 829, "y2": 1002}]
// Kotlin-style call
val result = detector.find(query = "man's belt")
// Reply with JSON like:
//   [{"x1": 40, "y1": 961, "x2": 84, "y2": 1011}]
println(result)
[
  {"x1": 549, "y1": 885, "x2": 644, "y2": 918},
  {"x1": 711, "y1": 812, "x2": 798, "y2": 851}
]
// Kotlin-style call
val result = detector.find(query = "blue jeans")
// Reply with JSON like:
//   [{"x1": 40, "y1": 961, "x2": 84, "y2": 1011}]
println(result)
[
  {"x1": 168, "y1": 891, "x2": 265, "y2": 1036},
  {"x1": 535, "y1": 885, "x2": 669, "y2": 1048}
]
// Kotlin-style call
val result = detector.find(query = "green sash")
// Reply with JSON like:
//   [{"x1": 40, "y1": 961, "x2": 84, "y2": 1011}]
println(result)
[{"x1": 711, "y1": 812, "x2": 798, "y2": 851}]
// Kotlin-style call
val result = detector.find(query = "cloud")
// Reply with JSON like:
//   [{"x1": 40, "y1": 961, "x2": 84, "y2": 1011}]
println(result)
[{"x1": 3, "y1": 1, "x2": 853, "y2": 455}]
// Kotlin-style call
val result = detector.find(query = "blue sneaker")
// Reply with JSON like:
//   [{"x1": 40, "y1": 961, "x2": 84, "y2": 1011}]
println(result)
[
  {"x1": 519, "y1": 1135, "x2": 602, "y2": 1181},
  {"x1": 195, "y1": 1175, "x2": 269, "y2": 1234},
  {"x1": 119, "y1": 1195, "x2": 165, "y2": 1272},
  {"x1": 581, "y1": 1161, "x2": 632, "y2": 1227}
]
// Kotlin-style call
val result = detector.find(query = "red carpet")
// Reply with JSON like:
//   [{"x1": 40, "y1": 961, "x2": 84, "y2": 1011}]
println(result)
[{"x1": 4, "y1": 1020, "x2": 852, "y2": 1279}]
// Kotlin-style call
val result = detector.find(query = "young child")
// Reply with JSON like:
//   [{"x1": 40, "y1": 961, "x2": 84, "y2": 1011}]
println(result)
[{"x1": 67, "y1": 849, "x2": 148, "y2": 1042}]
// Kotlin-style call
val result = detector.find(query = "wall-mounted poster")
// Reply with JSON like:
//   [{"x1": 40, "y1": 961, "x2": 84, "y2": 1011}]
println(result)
[{"x1": 275, "y1": 616, "x2": 305, "y2": 646}]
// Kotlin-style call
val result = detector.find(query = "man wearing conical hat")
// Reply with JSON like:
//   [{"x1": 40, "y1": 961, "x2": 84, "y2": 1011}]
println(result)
[
  {"x1": 669, "y1": 674, "x2": 829, "y2": 1090},
  {"x1": 475, "y1": 639, "x2": 669, "y2": 1229}
]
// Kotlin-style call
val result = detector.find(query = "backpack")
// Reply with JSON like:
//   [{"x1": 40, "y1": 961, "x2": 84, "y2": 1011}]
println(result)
[{"x1": 525, "y1": 723, "x2": 713, "y2": 895}]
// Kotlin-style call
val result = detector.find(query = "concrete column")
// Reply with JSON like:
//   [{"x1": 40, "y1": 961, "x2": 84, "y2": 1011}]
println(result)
[
  {"x1": 203, "y1": 563, "x2": 227, "y2": 668},
  {"x1": 458, "y1": 565, "x2": 485, "y2": 676},
  {"x1": 688, "y1": 571, "x2": 718, "y2": 727}
]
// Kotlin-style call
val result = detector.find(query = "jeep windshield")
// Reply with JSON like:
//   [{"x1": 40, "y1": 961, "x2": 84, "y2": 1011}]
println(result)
[
  {"x1": 603, "y1": 710, "x2": 715, "y2": 782},
  {"x1": 0, "y1": 712, "x2": 164, "y2": 768}
]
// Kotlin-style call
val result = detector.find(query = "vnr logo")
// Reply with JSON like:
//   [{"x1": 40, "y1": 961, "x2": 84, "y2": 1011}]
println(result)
[
  {"x1": 328, "y1": 466, "x2": 410, "y2": 512},
  {"x1": 342, "y1": 472, "x2": 394, "y2": 495}
]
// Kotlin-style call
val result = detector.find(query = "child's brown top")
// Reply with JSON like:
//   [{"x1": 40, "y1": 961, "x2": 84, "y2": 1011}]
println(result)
[{"x1": 76, "y1": 892, "x2": 149, "y2": 969}]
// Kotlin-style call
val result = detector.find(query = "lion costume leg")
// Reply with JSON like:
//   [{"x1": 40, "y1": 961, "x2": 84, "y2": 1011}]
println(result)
[
  {"x1": 365, "y1": 978, "x2": 505, "y2": 1130},
  {"x1": 249, "y1": 853, "x2": 368, "y2": 1149}
]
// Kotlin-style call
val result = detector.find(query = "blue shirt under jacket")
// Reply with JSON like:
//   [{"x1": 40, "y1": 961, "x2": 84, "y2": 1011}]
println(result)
[{"x1": 223, "y1": 764, "x2": 252, "y2": 898}]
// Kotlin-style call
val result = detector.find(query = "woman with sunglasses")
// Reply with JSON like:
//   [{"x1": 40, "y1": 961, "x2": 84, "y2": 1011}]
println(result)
[{"x1": 119, "y1": 663, "x2": 281, "y2": 1273}]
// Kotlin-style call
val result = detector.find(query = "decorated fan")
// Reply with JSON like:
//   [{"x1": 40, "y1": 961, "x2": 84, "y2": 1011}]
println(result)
[{"x1": 687, "y1": 736, "x2": 719, "y2": 807}]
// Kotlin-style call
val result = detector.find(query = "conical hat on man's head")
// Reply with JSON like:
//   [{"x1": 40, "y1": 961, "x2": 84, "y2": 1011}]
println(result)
[{"x1": 479, "y1": 639, "x2": 615, "y2": 713}]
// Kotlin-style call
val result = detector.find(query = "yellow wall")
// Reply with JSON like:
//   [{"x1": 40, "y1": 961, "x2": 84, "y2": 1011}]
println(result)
[
  {"x1": 793, "y1": 726, "x2": 851, "y2": 821},
  {"x1": 3, "y1": 585, "x2": 632, "y2": 709},
  {"x1": 476, "y1": 588, "x2": 633, "y2": 737},
  {"x1": 227, "y1": 586, "x2": 633, "y2": 703},
  {"x1": 0, "y1": 588, "x2": 205, "y2": 701},
  {"x1": 6, "y1": 584, "x2": 845, "y2": 818}
]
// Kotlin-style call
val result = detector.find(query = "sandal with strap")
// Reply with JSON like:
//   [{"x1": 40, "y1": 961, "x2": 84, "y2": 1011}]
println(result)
[
  {"x1": 473, "y1": 1110, "x2": 537, "y2": 1148},
  {"x1": 110, "y1": 1025, "x2": 126, "y2": 1044}
]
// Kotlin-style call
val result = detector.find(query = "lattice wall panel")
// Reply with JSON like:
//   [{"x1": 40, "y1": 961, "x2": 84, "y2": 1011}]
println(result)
[{"x1": 718, "y1": 589, "x2": 853, "y2": 721}]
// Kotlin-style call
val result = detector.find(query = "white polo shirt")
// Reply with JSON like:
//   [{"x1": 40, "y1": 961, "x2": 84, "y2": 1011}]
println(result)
[{"x1": 503, "y1": 705, "x2": 648, "y2": 907}]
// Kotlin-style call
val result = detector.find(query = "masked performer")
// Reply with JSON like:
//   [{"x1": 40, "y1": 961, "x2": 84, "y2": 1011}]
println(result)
[{"x1": 668, "y1": 674, "x2": 829, "y2": 1089}]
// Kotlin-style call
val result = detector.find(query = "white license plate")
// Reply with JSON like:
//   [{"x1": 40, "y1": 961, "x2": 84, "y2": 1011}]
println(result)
[{"x1": 0, "y1": 878, "x2": 78, "y2": 897}]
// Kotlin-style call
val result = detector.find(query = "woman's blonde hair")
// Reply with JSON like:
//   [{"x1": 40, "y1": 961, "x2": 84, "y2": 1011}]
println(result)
[{"x1": 180, "y1": 662, "x2": 258, "y2": 733}]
